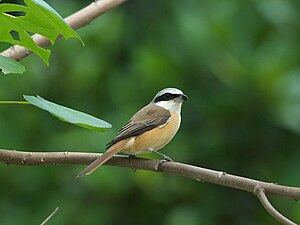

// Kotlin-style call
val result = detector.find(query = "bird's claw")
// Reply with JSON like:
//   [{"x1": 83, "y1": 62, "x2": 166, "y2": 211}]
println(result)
[{"x1": 163, "y1": 155, "x2": 173, "y2": 162}]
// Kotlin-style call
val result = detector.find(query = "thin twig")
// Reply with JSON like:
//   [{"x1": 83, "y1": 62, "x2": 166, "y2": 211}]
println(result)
[
  {"x1": 0, "y1": 101, "x2": 30, "y2": 105},
  {"x1": 0, "y1": 0, "x2": 127, "y2": 61},
  {"x1": 0, "y1": 149, "x2": 299, "y2": 225},
  {"x1": 255, "y1": 187, "x2": 296, "y2": 225},
  {"x1": 40, "y1": 207, "x2": 59, "y2": 225}
]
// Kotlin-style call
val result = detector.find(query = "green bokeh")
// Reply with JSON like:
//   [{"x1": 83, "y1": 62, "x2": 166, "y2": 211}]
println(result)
[{"x1": 1, "y1": 0, "x2": 300, "y2": 224}]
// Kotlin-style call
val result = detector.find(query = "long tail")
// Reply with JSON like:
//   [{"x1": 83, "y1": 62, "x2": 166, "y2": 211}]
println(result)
[{"x1": 76, "y1": 144, "x2": 122, "y2": 178}]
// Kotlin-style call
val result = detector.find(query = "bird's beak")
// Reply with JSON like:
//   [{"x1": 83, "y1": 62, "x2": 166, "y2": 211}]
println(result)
[{"x1": 180, "y1": 94, "x2": 188, "y2": 102}]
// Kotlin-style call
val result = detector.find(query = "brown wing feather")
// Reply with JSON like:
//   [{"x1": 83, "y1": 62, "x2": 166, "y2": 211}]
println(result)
[{"x1": 106, "y1": 104, "x2": 170, "y2": 149}]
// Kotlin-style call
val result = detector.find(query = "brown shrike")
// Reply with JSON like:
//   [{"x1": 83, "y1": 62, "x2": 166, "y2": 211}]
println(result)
[{"x1": 77, "y1": 88, "x2": 188, "y2": 177}]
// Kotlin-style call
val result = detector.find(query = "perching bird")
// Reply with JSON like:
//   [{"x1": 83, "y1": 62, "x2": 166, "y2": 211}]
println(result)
[{"x1": 77, "y1": 88, "x2": 188, "y2": 177}]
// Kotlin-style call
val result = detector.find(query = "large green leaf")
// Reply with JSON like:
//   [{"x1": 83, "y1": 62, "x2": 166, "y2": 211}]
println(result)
[
  {"x1": 24, "y1": 95, "x2": 112, "y2": 132},
  {"x1": 0, "y1": 0, "x2": 83, "y2": 64},
  {"x1": 0, "y1": 55, "x2": 25, "y2": 74}
]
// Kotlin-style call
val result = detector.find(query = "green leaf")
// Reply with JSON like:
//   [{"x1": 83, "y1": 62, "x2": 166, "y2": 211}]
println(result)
[
  {"x1": 0, "y1": 55, "x2": 25, "y2": 74},
  {"x1": 23, "y1": 95, "x2": 112, "y2": 132},
  {"x1": 0, "y1": 0, "x2": 83, "y2": 64}
]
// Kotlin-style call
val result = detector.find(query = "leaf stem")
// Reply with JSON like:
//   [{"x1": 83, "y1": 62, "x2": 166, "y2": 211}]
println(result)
[{"x1": 0, "y1": 101, "x2": 31, "y2": 105}]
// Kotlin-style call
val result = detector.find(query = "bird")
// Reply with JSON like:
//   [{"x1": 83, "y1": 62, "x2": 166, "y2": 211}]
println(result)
[{"x1": 77, "y1": 87, "x2": 188, "y2": 177}]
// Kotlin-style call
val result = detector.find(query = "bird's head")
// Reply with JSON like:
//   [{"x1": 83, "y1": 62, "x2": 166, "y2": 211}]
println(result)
[{"x1": 152, "y1": 88, "x2": 188, "y2": 112}]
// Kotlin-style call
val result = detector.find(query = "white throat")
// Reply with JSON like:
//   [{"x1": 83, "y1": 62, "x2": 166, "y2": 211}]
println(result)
[{"x1": 155, "y1": 100, "x2": 182, "y2": 114}]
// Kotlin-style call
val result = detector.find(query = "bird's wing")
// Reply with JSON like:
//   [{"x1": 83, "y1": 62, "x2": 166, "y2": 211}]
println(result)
[
  {"x1": 106, "y1": 104, "x2": 170, "y2": 149},
  {"x1": 76, "y1": 104, "x2": 170, "y2": 177}
]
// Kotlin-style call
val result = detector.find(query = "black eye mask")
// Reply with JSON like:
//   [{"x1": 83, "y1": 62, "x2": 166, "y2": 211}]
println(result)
[{"x1": 154, "y1": 93, "x2": 181, "y2": 102}]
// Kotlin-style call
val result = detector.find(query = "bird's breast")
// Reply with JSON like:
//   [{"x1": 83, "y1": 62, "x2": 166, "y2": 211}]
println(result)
[{"x1": 122, "y1": 112, "x2": 181, "y2": 155}]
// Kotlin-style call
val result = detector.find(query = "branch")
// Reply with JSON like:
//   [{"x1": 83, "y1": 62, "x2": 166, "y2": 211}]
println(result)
[
  {"x1": 255, "y1": 188, "x2": 296, "y2": 225},
  {"x1": 0, "y1": 0, "x2": 127, "y2": 61},
  {"x1": 40, "y1": 207, "x2": 59, "y2": 225},
  {"x1": 0, "y1": 149, "x2": 299, "y2": 224}
]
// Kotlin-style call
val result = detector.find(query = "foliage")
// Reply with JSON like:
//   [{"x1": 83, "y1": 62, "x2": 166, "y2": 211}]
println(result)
[
  {"x1": 1, "y1": 0, "x2": 300, "y2": 224},
  {"x1": 0, "y1": 0, "x2": 83, "y2": 74},
  {"x1": 24, "y1": 95, "x2": 111, "y2": 131},
  {"x1": 0, "y1": 55, "x2": 25, "y2": 74}
]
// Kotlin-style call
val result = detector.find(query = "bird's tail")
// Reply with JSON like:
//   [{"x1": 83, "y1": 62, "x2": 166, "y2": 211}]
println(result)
[{"x1": 76, "y1": 144, "x2": 123, "y2": 178}]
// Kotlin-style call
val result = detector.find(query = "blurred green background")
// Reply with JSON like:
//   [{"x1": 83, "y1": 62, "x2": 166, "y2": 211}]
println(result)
[{"x1": 1, "y1": 0, "x2": 300, "y2": 224}]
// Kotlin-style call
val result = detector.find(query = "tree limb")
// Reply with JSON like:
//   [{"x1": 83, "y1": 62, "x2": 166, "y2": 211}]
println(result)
[
  {"x1": 0, "y1": 0, "x2": 127, "y2": 61},
  {"x1": 255, "y1": 188, "x2": 296, "y2": 225},
  {"x1": 0, "y1": 149, "x2": 299, "y2": 224}
]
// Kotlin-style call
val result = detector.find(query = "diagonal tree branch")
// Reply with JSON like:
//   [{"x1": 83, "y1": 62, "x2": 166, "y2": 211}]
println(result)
[
  {"x1": 40, "y1": 207, "x2": 59, "y2": 225},
  {"x1": 0, "y1": 0, "x2": 127, "y2": 61},
  {"x1": 0, "y1": 149, "x2": 299, "y2": 224},
  {"x1": 255, "y1": 187, "x2": 296, "y2": 225}
]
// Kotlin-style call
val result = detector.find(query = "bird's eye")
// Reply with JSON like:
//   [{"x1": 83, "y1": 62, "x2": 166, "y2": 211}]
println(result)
[
  {"x1": 164, "y1": 93, "x2": 171, "y2": 100},
  {"x1": 154, "y1": 92, "x2": 176, "y2": 102}
]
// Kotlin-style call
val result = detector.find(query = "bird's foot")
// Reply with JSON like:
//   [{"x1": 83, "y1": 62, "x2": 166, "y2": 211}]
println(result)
[
  {"x1": 162, "y1": 155, "x2": 173, "y2": 162},
  {"x1": 128, "y1": 154, "x2": 136, "y2": 160},
  {"x1": 148, "y1": 148, "x2": 174, "y2": 162}
]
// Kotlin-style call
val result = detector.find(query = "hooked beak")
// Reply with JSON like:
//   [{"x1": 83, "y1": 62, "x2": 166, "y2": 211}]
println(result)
[{"x1": 180, "y1": 94, "x2": 188, "y2": 102}]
